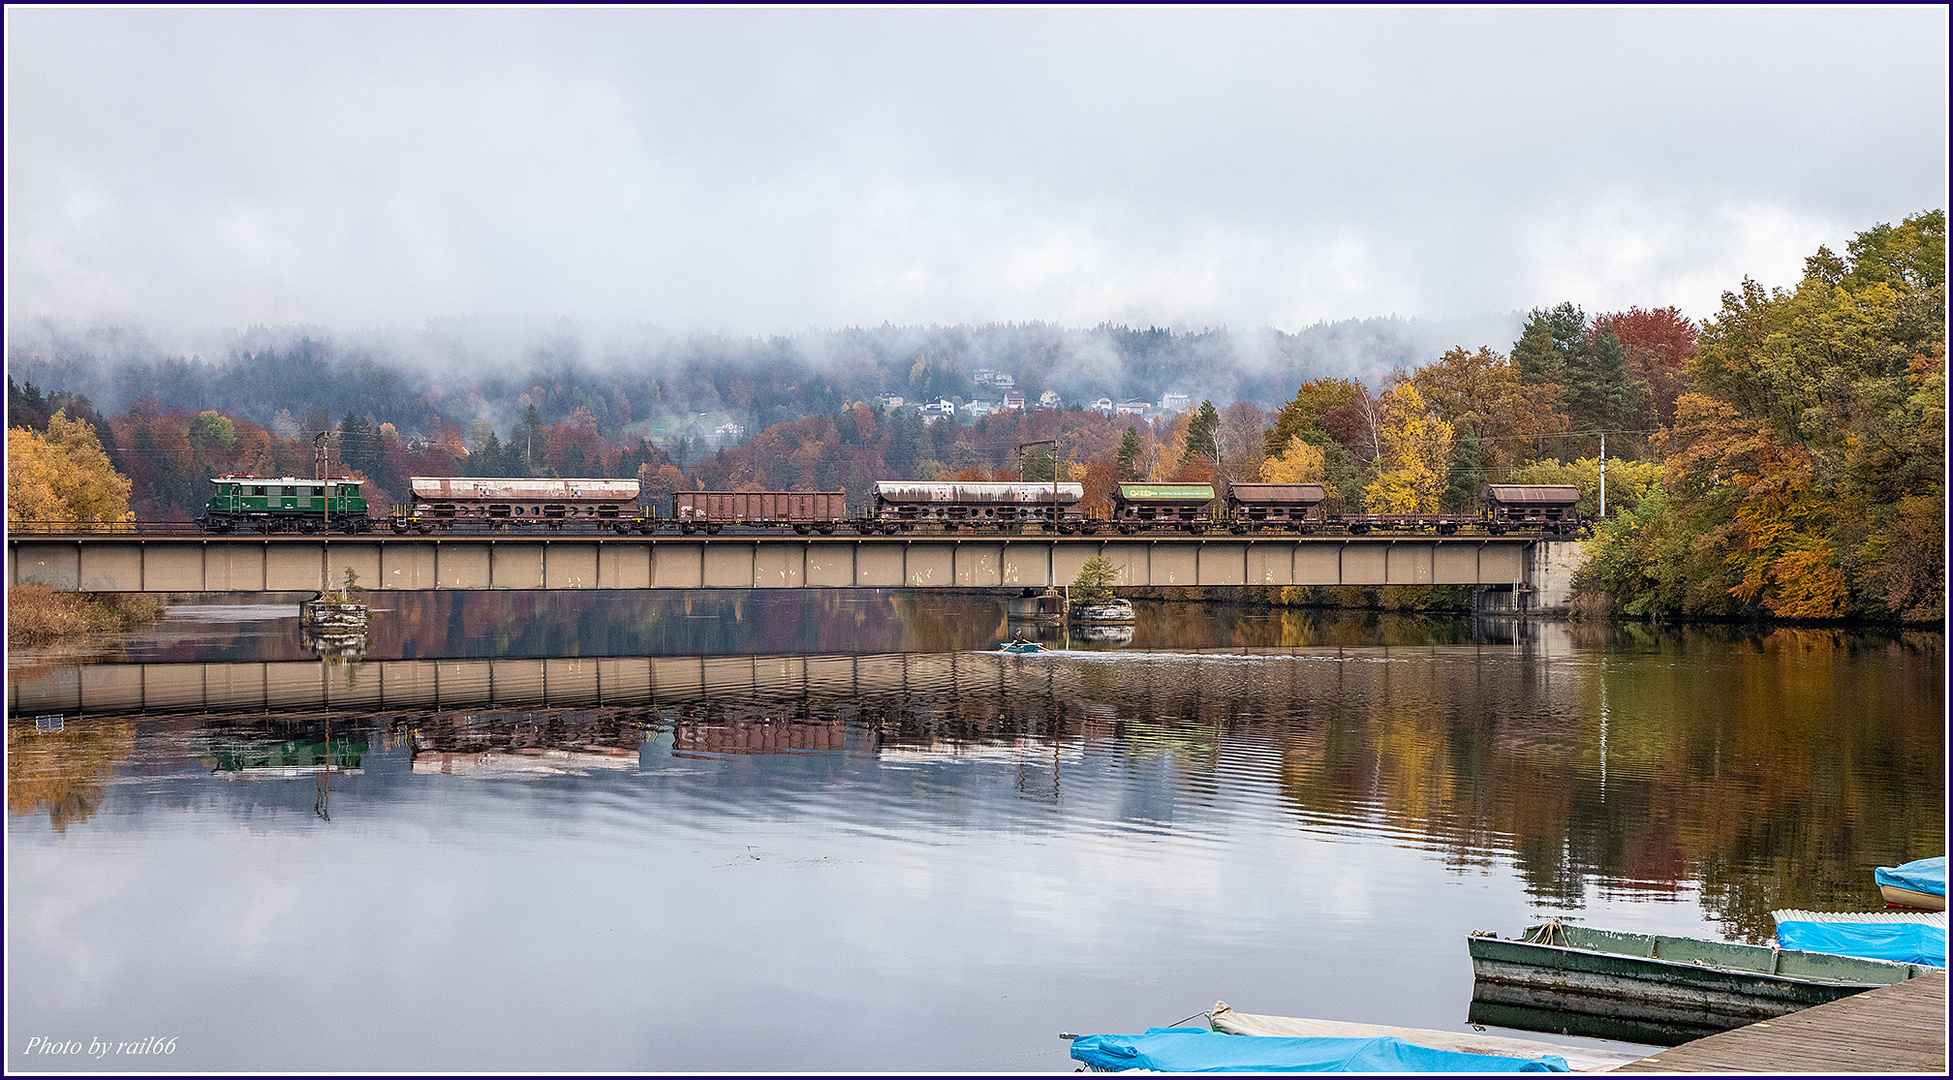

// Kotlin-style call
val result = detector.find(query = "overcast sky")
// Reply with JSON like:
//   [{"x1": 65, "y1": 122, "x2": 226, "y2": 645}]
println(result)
[{"x1": 5, "y1": 6, "x2": 1947, "y2": 340}]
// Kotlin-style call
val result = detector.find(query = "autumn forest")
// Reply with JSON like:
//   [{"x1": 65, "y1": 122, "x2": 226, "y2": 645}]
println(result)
[{"x1": 7, "y1": 211, "x2": 1944, "y2": 623}]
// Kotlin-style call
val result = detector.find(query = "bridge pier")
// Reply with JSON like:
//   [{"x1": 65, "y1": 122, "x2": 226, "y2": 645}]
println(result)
[{"x1": 1472, "y1": 539, "x2": 1586, "y2": 616}]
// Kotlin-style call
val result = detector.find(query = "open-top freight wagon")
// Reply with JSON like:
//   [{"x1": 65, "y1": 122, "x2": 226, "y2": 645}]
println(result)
[{"x1": 671, "y1": 491, "x2": 848, "y2": 534}]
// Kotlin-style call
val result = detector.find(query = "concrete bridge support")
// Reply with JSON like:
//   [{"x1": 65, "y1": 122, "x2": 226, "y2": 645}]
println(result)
[{"x1": 1472, "y1": 539, "x2": 1587, "y2": 616}]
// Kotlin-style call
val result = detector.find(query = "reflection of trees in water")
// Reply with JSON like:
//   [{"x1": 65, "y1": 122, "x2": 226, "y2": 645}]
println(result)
[
  {"x1": 17, "y1": 627, "x2": 1939, "y2": 942},
  {"x1": 7, "y1": 718, "x2": 136, "y2": 833},
  {"x1": 1250, "y1": 628, "x2": 1944, "y2": 941}
]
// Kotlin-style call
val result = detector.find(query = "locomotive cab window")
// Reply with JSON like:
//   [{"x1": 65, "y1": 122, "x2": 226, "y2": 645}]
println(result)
[
  {"x1": 282, "y1": 486, "x2": 297, "y2": 497},
  {"x1": 253, "y1": 486, "x2": 266, "y2": 496}
]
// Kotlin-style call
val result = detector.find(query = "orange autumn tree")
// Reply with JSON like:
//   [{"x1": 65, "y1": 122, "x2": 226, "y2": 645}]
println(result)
[
  {"x1": 1582, "y1": 210, "x2": 1945, "y2": 621},
  {"x1": 8, "y1": 410, "x2": 137, "y2": 532}
]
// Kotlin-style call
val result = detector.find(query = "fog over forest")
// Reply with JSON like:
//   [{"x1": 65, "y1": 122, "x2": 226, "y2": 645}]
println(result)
[{"x1": 5, "y1": 313, "x2": 1524, "y2": 443}]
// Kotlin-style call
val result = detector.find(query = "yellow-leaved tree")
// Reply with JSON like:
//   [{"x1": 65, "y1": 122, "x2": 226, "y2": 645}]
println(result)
[
  {"x1": 1261, "y1": 435, "x2": 1326, "y2": 483},
  {"x1": 1362, "y1": 384, "x2": 1453, "y2": 513},
  {"x1": 8, "y1": 410, "x2": 136, "y2": 532}
]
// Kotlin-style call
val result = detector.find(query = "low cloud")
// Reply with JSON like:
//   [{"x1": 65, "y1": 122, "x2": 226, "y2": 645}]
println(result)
[{"x1": 5, "y1": 7, "x2": 1945, "y2": 339}]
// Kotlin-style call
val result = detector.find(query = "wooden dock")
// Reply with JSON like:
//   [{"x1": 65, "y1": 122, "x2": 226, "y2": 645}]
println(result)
[{"x1": 1616, "y1": 971, "x2": 1946, "y2": 1073}]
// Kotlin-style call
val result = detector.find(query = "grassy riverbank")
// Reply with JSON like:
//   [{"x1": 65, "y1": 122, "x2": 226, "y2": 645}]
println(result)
[{"x1": 7, "y1": 585, "x2": 161, "y2": 647}]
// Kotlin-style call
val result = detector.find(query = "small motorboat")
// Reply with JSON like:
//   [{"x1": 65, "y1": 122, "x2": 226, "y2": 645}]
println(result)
[{"x1": 1877, "y1": 856, "x2": 1946, "y2": 911}]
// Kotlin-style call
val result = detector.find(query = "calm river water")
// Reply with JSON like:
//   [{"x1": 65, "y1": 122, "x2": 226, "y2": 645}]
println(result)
[{"x1": 6, "y1": 592, "x2": 1944, "y2": 1072}]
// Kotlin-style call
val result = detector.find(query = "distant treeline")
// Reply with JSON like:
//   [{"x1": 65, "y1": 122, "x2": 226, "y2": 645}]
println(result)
[{"x1": 4, "y1": 316, "x2": 1522, "y2": 448}]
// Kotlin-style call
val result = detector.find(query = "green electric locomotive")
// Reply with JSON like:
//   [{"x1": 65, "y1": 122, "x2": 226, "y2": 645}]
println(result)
[{"x1": 199, "y1": 475, "x2": 372, "y2": 533}]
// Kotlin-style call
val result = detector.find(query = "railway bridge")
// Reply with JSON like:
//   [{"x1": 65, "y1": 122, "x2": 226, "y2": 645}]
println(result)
[{"x1": 7, "y1": 532, "x2": 1582, "y2": 609}]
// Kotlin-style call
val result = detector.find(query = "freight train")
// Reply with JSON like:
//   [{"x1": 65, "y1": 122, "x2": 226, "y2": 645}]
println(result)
[{"x1": 199, "y1": 475, "x2": 1585, "y2": 537}]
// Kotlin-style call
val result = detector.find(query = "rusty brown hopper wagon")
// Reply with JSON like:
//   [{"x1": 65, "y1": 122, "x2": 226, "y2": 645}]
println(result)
[
  {"x1": 1225, "y1": 483, "x2": 1328, "y2": 530},
  {"x1": 1111, "y1": 483, "x2": 1217, "y2": 530},
  {"x1": 1482, "y1": 484, "x2": 1583, "y2": 534}
]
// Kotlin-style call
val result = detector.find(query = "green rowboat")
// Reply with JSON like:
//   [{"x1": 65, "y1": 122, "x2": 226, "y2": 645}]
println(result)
[{"x1": 1468, "y1": 919, "x2": 1931, "y2": 1038}]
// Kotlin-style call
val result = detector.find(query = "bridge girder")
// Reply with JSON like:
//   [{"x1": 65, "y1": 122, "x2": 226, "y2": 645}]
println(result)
[{"x1": 9, "y1": 535, "x2": 1541, "y2": 593}]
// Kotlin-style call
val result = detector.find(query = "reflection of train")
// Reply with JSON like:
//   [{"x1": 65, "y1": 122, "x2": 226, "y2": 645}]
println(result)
[
  {"x1": 203, "y1": 473, "x2": 1584, "y2": 537},
  {"x1": 203, "y1": 736, "x2": 366, "y2": 776}
]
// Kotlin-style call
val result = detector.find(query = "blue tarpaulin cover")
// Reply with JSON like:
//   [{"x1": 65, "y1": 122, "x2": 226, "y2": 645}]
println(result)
[
  {"x1": 1875, "y1": 857, "x2": 1947, "y2": 898},
  {"x1": 1777, "y1": 921, "x2": 1946, "y2": 968},
  {"x1": 1068, "y1": 1028, "x2": 1571, "y2": 1073}
]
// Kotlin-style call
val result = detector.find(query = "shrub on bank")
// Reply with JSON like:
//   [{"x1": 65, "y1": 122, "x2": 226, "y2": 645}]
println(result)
[{"x1": 7, "y1": 585, "x2": 161, "y2": 647}]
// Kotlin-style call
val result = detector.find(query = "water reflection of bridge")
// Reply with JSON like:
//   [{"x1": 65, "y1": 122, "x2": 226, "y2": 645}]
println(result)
[
  {"x1": 9, "y1": 652, "x2": 1035, "y2": 717},
  {"x1": 7, "y1": 643, "x2": 1555, "y2": 719}
]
